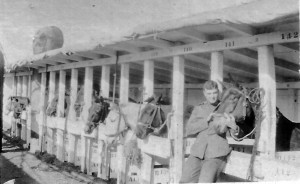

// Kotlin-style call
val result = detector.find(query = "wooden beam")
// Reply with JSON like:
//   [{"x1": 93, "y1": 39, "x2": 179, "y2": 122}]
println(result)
[
  {"x1": 221, "y1": 23, "x2": 255, "y2": 36},
  {"x1": 258, "y1": 45, "x2": 277, "y2": 157},
  {"x1": 107, "y1": 43, "x2": 141, "y2": 53},
  {"x1": 37, "y1": 59, "x2": 60, "y2": 66},
  {"x1": 169, "y1": 56, "x2": 185, "y2": 183},
  {"x1": 134, "y1": 38, "x2": 173, "y2": 49},
  {"x1": 38, "y1": 31, "x2": 299, "y2": 73},
  {"x1": 4, "y1": 71, "x2": 33, "y2": 77},
  {"x1": 175, "y1": 28, "x2": 208, "y2": 41},
  {"x1": 232, "y1": 48, "x2": 299, "y2": 73},
  {"x1": 92, "y1": 47, "x2": 116, "y2": 57}
]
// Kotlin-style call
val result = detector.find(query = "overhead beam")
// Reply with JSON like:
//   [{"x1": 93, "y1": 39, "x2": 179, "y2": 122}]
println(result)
[
  {"x1": 92, "y1": 47, "x2": 116, "y2": 57},
  {"x1": 38, "y1": 31, "x2": 299, "y2": 73},
  {"x1": 232, "y1": 48, "x2": 300, "y2": 73},
  {"x1": 4, "y1": 71, "x2": 33, "y2": 77},
  {"x1": 175, "y1": 28, "x2": 208, "y2": 41}
]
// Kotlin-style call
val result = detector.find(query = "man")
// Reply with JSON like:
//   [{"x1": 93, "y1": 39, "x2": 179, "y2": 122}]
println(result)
[{"x1": 180, "y1": 80, "x2": 240, "y2": 183}]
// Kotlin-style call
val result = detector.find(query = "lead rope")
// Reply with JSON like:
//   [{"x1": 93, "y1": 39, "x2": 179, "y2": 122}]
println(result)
[{"x1": 246, "y1": 88, "x2": 264, "y2": 181}]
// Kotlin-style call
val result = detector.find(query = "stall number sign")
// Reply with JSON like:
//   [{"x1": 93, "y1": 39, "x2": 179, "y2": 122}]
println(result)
[{"x1": 153, "y1": 168, "x2": 169, "y2": 184}]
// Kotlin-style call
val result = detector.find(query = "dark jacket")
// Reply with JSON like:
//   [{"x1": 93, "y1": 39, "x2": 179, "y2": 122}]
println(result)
[{"x1": 186, "y1": 101, "x2": 240, "y2": 159}]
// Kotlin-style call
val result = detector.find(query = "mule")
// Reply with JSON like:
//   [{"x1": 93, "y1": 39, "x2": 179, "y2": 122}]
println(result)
[
  {"x1": 5, "y1": 96, "x2": 30, "y2": 119},
  {"x1": 85, "y1": 94, "x2": 172, "y2": 138},
  {"x1": 46, "y1": 92, "x2": 70, "y2": 117}
]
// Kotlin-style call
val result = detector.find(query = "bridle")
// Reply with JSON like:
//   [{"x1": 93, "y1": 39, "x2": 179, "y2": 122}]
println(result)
[{"x1": 136, "y1": 103, "x2": 165, "y2": 132}]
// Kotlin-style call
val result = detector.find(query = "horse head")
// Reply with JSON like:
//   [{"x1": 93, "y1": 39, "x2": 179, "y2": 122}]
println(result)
[
  {"x1": 5, "y1": 96, "x2": 30, "y2": 119},
  {"x1": 212, "y1": 86, "x2": 255, "y2": 137},
  {"x1": 84, "y1": 95, "x2": 110, "y2": 134},
  {"x1": 46, "y1": 93, "x2": 70, "y2": 117},
  {"x1": 134, "y1": 94, "x2": 171, "y2": 139}
]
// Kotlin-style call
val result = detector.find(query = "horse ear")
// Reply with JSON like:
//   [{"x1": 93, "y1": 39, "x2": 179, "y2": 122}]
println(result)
[
  {"x1": 156, "y1": 94, "x2": 163, "y2": 104},
  {"x1": 144, "y1": 95, "x2": 155, "y2": 103}
]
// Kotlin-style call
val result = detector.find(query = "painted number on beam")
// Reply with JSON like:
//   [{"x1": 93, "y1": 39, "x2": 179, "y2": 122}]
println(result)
[
  {"x1": 281, "y1": 32, "x2": 298, "y2": 40},
  {"x1": 183, "y1": 47, "x2": 192, "y2": 52},
  {"x1": 225, "y1": 41, "x2": 235, "y2": 48}
]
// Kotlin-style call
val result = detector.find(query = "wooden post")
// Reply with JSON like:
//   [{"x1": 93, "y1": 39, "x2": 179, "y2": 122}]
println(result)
[
  {"x1": 56, "y1": 70, "x2": 66, "y2": 161},
  {"x1": 17, "y1": 76, "x2": 22, "y2": 96},
  {"x1": 101, "y1": 65, "x2": 110, "y2": 98},
  {"x1": 38, "y1": 72, "x2": 47, "y2": 152},
  {"x1": 120, "y1": 64, "x2": 129, "y2": 104},
  {"x1": 143, "y1": 60, "x2": 154, "y2": 100},
  {"x1": 140, "y1": 60, "x2": 155, "y2": 184},
  {"x1": 26, "y1": 75, "x2": 32, "y2": 147},
  {"x1": 21, "y1": 76, "x2": 28, "y2": 142},
  {"x1": 98, "y1": 65, "x2": 110, "y2": 179},
  {"x1": 15, "y1": 76, "x2": 23, "y2": 138},
  {"x1": 211, "y1": 51, "x2": 224, "y2": 93},
  {"x1": 47, "y1": 71, "x2": 56, "y2": 154},
  {"x1": 11, "y1": 76, "x2": 17, "y2": 136},
  {"x1": 68, "y1": 69, "x2": 78, "y2": 163},
  {"x1": 170, "y1": 56, "x2": 185, "y2": 183},
  {"x1": 12, "y1": 76, "x2": 17, "y2": 96},
  {"x1": 81, "y1": 67, "x2": 93, "y2": 173},
  {"x1": 258, "y1": 45, "x2": 276, "y2": 157},
  {"x1": 117, "y1": 63, "x2": 129, "y2": 184}
]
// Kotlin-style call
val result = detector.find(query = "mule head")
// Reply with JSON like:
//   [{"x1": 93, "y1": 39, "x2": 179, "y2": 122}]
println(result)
[
  {"x1": 46, "y1": 96, "x2": 59, "y2": 117},
  {"x1": 6, "y1": 97, "x2": 30, "y2": 118},
  {"x1": 135, "y1": 94, "x2": 167, "y2": 139},
  {"x1": 84, "y1": 96, "x2": 110, "y2": 134},
  {"x1": 215, "y1": 87, "x2": 251, "y2": 123}
]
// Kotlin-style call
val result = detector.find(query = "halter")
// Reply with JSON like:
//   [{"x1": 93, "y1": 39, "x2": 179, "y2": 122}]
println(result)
[{"x1": 137, "y1": 103, "x2": 164, "y2": 132}]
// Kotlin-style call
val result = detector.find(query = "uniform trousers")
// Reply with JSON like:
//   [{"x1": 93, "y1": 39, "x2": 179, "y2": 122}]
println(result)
[{"x1": 180, "y1": 154, "x2": 227, "y2": 183}]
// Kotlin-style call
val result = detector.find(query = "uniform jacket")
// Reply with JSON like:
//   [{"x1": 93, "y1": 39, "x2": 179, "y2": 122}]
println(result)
[{"x1": 186, "y1": 101, "x2": 240, "y2": 159}]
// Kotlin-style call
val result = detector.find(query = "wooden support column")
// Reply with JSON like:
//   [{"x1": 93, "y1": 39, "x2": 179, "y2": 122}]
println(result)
[
  {"x1": 12, "y1": 76, "x2": 17, "y2": 96},
  {"x1": 258, "y1": 45, "x2": 276, "y2": 157},
  {"x1": 170, "y1": 56, "x2": 185, "y2": 183},
  {"x1": 47, "y1": 71, "x2": 56, "y2": 154},
  {"x1": 117, "y1": 63, "x2": 129, "y2": 184},
  {"x1": 140, "y1": 60, "x2": 155, "y2": 184},
  {"x1": 143, "y1": 60, "x2": 154, "y2": 100},
  {"x1": 17, "y1": 76, "x2": 22, "y2": 96},
  {"x1": 101, "y1": 65, "x2": 110, "y2": 98},
  {"x1": 68, "y1": 69, "x2": 78, "y2": 163},
  {"x1": 98, "y1": 65, "x2": 110, "y2": 179},
  {"x1": 211, "y1": 51, "x2": 224, "y2": 92},
  {"x1": 15, "y1": 76, "x2": 23, "y2": 137},
  {"x1": 81, "y1": 67, "x2": 93, "y2": 173},
  {"x1": 26, "y1": 75, "x2": 32, "y2": 147},
  {"x1": 10, "y1": 77, "x2": 17, "y2": 136},
  {"x1": 21, "y1": 76, "x2": 28, "y2": 141},
  {"x1": 120, "y1": 64, "x2": 129, "y2": 104},
  {"x1": 56, "y1": 70, "x2": 66, "y2": 161},
  {"x1": 38, "y1": 72, "x2": 47, "y2": 152}
]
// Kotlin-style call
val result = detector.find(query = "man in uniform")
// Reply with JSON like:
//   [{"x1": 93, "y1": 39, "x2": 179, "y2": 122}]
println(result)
[{"x1": 180, "y1": 80, "x2": 240, "y2": 183}]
